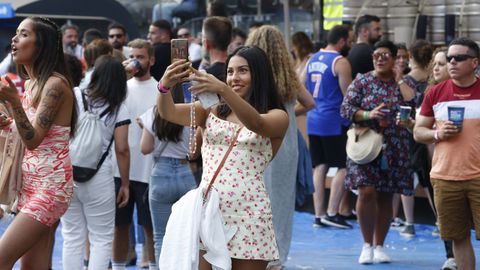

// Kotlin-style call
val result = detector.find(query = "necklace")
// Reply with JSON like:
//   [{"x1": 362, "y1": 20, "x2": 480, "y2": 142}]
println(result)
[{"x1": 188, "y1": 94, "x2": 197, "y2": 159}]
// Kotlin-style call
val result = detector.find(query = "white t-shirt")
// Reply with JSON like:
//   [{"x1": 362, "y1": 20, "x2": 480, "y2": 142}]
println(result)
[
  {"x1": 78, "y1": 68, "x2": 93, "y2": 91},
  {"x1": 73, "y1": 87, "x2": 131, "y2": 171},
  {"x1": 139, "y1": 107, "x2": 190, "y2": 160},
  {"x1": 113, "y1": 77, "x2": 159, "y2": 183}
]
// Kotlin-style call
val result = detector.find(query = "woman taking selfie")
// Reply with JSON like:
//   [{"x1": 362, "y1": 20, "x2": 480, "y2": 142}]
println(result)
[{"x1": 157, "y1": 46, "x2": 288, "y2": 270}]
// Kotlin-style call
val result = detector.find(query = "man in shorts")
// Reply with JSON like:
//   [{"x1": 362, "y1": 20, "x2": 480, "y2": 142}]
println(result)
[
  {"x1": 306, "y1": 25, "x2": 353, "y2": 229},
  {"x1": 414, "y1": 37, "x2": 480, "y2": 270},
  {"x1": 112, "y1": 39, "x2": 158, "y2": 270}
]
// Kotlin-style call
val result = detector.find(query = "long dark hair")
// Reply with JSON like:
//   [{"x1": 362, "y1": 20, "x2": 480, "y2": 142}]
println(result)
[
  {"x1": 17, "y1": 17, "x2": 77, "y2": 135},
  {"x1": 217, "y1": 46, "x2": 284, "y2": 119},
  {"x1": 154, "y1": 84, "x2": 184, "y2": 142},
  {"x1": 86, "y1": 55, "x2": 127, "y2": 119}
]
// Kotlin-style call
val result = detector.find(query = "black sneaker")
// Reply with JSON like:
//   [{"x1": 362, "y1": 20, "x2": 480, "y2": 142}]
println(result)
[
  {"x1": 321, "y1": 214, "x2": 352, "y2": 229},
  {"x1": 340, "y1": 212, "x2": 357, "y2": 220},
  {"x1": 313, "y1": 217, "x2": 323, "y2": 228}
]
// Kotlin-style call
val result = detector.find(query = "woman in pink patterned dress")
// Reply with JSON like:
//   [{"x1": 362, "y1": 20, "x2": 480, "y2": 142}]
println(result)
[
  {"x1": 0, "y1": 17, "x2": 76, "y2": 269},
  {"x1": 157, "y1": 46, "x2": 289, "y2": 270}
]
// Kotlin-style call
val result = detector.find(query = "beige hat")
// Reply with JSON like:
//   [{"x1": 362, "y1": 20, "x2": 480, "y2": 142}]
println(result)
[{"x1": 346, "y1": 127, "x2": 383, "y2": 165}]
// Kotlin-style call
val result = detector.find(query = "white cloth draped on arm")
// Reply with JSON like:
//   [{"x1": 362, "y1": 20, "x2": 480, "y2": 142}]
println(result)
[{"x1": 160, "y1": 188, "x2": 236, "y2": 270}]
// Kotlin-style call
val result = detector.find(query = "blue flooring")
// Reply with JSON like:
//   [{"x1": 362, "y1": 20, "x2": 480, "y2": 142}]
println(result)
[{"x1": 2, "y1": 211, "x2": 479, "y2": 269}]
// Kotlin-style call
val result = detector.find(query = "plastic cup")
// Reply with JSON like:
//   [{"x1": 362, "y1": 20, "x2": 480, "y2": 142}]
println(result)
[
  {"x1": 448, "y1": 106, "x2": 465, "y2": 131},
  {"x1": 400, "y1": 106, "x2": 412, "y2": 122},
  {"x1": 379, "y1": 108, "x2": 391, "y2": 127},
  {"x1": 125, "y1": 59, "x2": 141, "y2": 75}
]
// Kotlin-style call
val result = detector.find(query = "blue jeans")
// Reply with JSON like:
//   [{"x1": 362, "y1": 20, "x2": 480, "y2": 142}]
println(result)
[{"x1": 149, "y1": 157, "x2": 197, "y2": 265}]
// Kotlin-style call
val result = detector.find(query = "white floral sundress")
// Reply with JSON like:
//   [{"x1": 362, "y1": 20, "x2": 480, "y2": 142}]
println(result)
[{"x1": 200, "y1": 113, "x2": 279, "y2": 260}]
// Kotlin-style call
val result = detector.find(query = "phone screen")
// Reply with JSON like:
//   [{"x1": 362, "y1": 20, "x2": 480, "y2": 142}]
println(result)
[{"x1": 171, "y1": 39, "x2": 189, "y2": 63}]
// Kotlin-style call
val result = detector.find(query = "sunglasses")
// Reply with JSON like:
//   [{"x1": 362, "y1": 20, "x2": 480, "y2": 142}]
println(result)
[
  {"x1": 372, "y1": 52, "x2": 392, "y2": 61},
  {"x1": 108, "y1": 34, "x2": 124, "y2": 39},
  {"x1": 446, "y1": 54, "x2": 475, "y2": 62}
]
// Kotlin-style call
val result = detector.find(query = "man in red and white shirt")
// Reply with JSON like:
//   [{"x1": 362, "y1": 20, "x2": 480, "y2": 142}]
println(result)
[{"x1": 414, "y1": 37, "x2": 480, "y2": 270}]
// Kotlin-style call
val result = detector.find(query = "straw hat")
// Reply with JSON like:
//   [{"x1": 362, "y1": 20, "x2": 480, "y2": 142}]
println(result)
[{"x1": 346, "y1": 127, "x2": 383, "y2": 165}]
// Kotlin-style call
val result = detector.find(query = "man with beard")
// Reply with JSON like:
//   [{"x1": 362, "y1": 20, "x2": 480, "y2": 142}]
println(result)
[
  {"x1": 148, "y1": 20, "x2": 172, "y2": 81},
  {"x1": 108, "y1": 22, "x2": 129, "y2": 58},
  {"x1": 111, "y1": 39, "x2": 157, "y2": 270},
  {"x1": 347, "y1": 15, "x2": 382, "y2": 78},
  {"x1": 306, "y1": 25, "x2": 353, "y2": 229},
  {"x1": 61, "y1": 23, "x2": 83, "y2": 59},
  {"x1": 414, "y1": 37, "x2": 480, "y2": 270}
]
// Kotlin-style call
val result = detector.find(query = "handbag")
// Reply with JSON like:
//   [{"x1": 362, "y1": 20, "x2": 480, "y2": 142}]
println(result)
[
  {"x1": 0, "y1": 103, "x2": 24, "y2": 211},
  {"x1": 346, "y1": 126, "x2": 383, "y2": 165}
]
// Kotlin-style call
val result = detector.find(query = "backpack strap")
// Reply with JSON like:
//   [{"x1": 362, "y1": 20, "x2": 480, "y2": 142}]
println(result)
[
  {"x1": 80, "y1": 91, "x2": 89, "y2": 112},
  {"x1": 81, "y1": 90, "x2": 111, "y2": 118},
  {"x1": 99, "y1": 107, "x2": 111, "y2": 119},
  {"x1": 96, "y1": 135, "x2": 114, "y2": 170}
]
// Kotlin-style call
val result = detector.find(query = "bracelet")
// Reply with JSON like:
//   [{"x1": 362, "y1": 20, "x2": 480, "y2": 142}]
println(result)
[
  {"x1": 398, "y1": 79, "x2": 405, "y2": 86},
  {"x1": 363, "y1": 111, "x2": 370, "y2": 121},
  {"x1": 434, "y1": 130, "x2": 440, "y2": 141},
  {"x1": 157, "y1": 81, "x2": 170, "y2": 94}
]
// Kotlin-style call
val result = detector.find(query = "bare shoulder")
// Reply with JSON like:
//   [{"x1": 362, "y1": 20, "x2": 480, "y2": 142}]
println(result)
[
  {"x1": 336, "y1": 57, "x2": 351, "y2": 68},
  {"x1": 42, "y1": 75, "x2": 72, "y2": 99},
  {"x1": 266, "y1": 108, "x2": 289, "y2": 127},
  {"x1": 44, "y1": 75, "x2": 71, "y2": 91},
  {"x1": 268, "y1": 108, "x2": 288, "y2": 117}
]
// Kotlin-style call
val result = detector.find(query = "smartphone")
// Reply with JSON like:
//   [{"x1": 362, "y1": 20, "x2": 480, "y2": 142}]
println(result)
[
  {"x1": 191, "y1": 70, "x2": 219, "y2": 109},
  {"x1": 171, "y1": 38, "x2": 189, "y2": 63}
]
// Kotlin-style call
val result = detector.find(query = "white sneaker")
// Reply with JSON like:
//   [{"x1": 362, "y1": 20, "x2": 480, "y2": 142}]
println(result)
[
  {"x1": 358, "y1": 243, "x2": 374, "y2": 264},
  {"x1": 442, "y1": 258, "x2": 457, "y2": 270},
  {"x1": 373, "y1": 245, "x2": 391, "y2": 263}
]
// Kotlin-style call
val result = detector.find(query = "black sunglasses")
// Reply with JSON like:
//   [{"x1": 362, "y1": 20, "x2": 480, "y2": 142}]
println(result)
[{"x1": 446, "y1": 54, "x2": 475, "y2": 62}]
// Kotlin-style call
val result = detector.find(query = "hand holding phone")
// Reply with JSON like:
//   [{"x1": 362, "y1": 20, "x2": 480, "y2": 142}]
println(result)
[{"x1": 189, "y1": 70, "x2": 220, "y2": 109}]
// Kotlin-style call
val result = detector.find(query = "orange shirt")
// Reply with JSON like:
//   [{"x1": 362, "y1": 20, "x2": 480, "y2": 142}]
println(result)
[{"x1": 420, "y1": 79, "x2": 480, "y2": 180}]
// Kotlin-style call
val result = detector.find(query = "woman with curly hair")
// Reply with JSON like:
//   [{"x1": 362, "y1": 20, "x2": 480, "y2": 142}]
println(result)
[{"x1": 246, "y1": 25, "x2": 315, "y2": 270}]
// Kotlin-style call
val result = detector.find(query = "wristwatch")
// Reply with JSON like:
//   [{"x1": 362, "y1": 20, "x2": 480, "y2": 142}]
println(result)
[{"x1": 397, "y1": 79, "x2": 405, "y2": 86}]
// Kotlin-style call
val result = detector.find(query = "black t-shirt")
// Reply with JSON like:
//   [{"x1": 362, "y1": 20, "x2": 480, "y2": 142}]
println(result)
[
  {"x1": 205, "y1": 62, "x2": 226, "y2": 82},
  {"x1": 150, "y1": 43, "x2": 171, "y2": 81},
  {"x1": 347, "y1": 43, "x2": 374, "y2": 79}
]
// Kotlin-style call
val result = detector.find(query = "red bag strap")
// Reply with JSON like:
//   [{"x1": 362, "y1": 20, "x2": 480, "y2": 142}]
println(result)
[{"x1": 203, "y1": 126, "x2": 243, "y2": 201}]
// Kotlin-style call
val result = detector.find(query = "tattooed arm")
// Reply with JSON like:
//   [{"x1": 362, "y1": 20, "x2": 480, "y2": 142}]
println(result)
[{"x1": 1, "y1": 76, "x2": 68, "y2": 150}]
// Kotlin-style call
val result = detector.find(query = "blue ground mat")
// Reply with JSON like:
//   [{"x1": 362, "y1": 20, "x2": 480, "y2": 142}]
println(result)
[
  {"x1": 2, "y1": 211, "x2": 479, "y2": 269},
  {"x1": 285, "y1": 212, "x2": 480, "y2": 270}
]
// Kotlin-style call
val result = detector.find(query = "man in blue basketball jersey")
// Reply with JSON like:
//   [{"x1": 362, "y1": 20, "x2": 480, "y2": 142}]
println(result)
[{"x1": 306, "y1": 25, "x2": 353, "y2": 229}]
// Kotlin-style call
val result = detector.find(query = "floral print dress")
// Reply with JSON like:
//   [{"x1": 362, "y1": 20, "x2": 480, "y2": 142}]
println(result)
[
  {"x1": 17, "y1": 80, "x2": 74, "y2": 226},
  {"x1": 340, "y1": 72, "x2": 414, "y2": 195},
  {"x1": 200, "y1": 113, "x2": 279, "y2": 260}
]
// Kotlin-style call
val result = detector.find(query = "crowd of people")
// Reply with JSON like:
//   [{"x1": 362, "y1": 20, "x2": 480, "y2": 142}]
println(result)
[{"x1": 0, "y1": 8, "x2": 478, "y2": 270}]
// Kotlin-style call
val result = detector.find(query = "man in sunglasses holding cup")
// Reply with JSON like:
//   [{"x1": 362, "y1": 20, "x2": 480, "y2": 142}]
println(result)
[{"x1": 414, "y1": 37, "x2": 480, "y2": 270}]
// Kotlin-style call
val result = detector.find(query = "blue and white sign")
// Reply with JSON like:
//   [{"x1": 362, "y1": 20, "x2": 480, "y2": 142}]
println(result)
[{"x1": 0, "y1": 3, "x2": 15, "y2": 19}]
